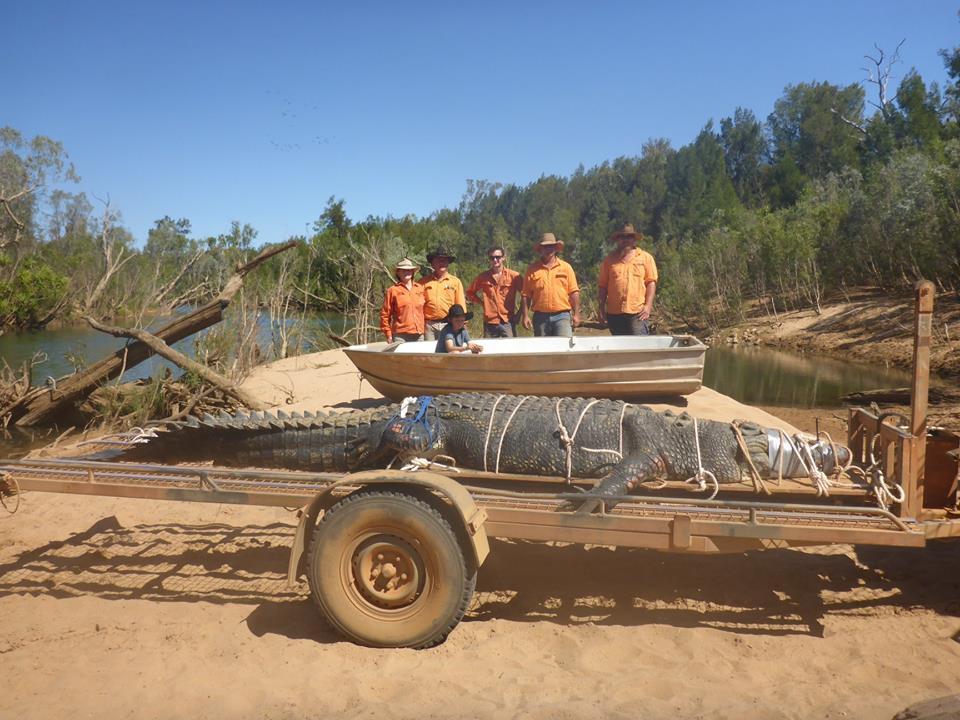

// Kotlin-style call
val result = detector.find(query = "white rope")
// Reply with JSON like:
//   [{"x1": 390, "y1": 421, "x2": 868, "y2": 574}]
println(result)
[
  {"x1": 684, "y1": 417, "x2": 719, "y2": 500},
  {"x1": 77, "y1": 426, "x2": 159, "y2": 447},
  {"x1": 617, "y1": 402, "x2": 632, "y2": 458},
  {"x1": 865, "y1": 434, "x2": 905, "y2": 508},
  {"x1": 554, "y1": 399, "x2": 601, "y2": 481},
  {"x1": 399, "y1": 456, "x2": 461, "y2": 473},
  {"x1": 398, "y1": 396, "x2": 416, "y2": 418},
  {"x1": 495, "y1": 396, "x2": 528, "y2": 474},
  {"x1": 482, "y1": 394, "x2": 507, "y2": 472}
]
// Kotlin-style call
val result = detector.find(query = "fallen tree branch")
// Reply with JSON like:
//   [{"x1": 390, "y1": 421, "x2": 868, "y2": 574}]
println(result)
[
  {"x1": 5, "y1": 239, "x2": 298, "y2": 426},
  {"x1": 84, "y1": 316, "x2": 268, "y2": 410}
]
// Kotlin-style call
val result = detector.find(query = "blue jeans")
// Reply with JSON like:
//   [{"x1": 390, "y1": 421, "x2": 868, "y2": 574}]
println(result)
[{"x1": 532, "y1": 311, "x2": 572, "y2": 337}]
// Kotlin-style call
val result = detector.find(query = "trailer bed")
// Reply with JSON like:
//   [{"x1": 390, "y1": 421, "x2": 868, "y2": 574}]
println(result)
[{"x1": 0, "y1": 457, "x2": 938, "y2": 551}]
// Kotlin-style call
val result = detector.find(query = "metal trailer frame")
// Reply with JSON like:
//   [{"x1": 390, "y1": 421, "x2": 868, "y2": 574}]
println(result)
[{"x1": 1, "y1": 281, "x2": 958, "y2": 647}]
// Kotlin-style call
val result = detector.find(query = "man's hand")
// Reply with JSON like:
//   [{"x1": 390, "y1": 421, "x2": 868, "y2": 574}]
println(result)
[
  {"x1": 468, "y1": 342, "x2": 483, "y2": 354},
  {"x1": 521, "y1": 315, "x2": 532, "y2": 330},
  {"x1": 572, "y1": 311, "x2": 581, "y2": 328},
  {"x1": 639, "y1": 305, "x2": 652, "y2": 321},
  {"x1": 597, "y1": 308, "x2": 607, "y2": 327}
]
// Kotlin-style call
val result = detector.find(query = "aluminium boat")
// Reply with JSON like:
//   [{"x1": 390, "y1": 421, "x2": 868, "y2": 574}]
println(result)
[{"x1": 343, "y1": 334, "x2": 706, "y2": 401}]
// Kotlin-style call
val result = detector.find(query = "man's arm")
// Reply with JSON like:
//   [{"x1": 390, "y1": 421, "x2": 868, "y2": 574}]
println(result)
[
  {"x1": 465, "y1": 276, "x2": 482, "y2": 305},
  {"x1": 520, "y1": 295, "x2": 532, "y2": 330},
  {"x1": 379, "y1": 288, "x2": 394, "y2": 341},
  {"x1": 570, "y1": 290, "x2": 581, "y2": 328},
  {"x1": 640, "y1": 281, "x2": 656, "y2": 321},
  {"x1": 597, "y1": 287, "x2": 608, "y2": 324}
]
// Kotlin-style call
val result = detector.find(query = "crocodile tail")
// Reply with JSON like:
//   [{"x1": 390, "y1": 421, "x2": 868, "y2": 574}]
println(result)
[{"x1": 118, "y1": 405, "x2": 398, "y2": 472}]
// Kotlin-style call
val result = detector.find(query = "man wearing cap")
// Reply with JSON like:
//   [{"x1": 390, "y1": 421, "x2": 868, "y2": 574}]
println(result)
[
  {"x1": 421, "y1": 245, "x2": 466, "y2": 341},
  {"x1": 598, "y1": 224, "x2": 658, "y2": 335},
  {"x1": 435, "y1": 304, "x2": 483, "y2": 354},
  {"x1": 466, "y1": 245, "x2": 523, "y2": 338},
  {"x1": 379, "y1": 257, "x2": 425, "y2": 343},
  {"x1": 520, "y1": 233, "x2": 580, "y2": 337}
]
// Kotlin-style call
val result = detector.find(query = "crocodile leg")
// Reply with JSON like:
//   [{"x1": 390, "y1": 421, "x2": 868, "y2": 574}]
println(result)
[{"x1": 572, "y1": 452, "x2": 665, "y2": 514}]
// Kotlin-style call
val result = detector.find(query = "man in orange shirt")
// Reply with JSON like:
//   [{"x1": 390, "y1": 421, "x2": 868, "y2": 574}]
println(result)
[
  {"x1": 598, "y1": 223, "x2": 658, "y2": 336},
  {"x1": 466, "y1": 245, "x2": 523, "y2": 338},
  {"x1": 380, "y1": 257, "x2": 425, "y2": 343},
  {"x1": 421, "y1": 245, "x2": 466, "y2": 341},
  {"x1": 520, "y1": 233, "x2": 580, "y2": 337}
]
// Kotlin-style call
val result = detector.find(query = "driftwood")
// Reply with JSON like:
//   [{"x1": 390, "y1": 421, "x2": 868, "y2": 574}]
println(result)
[
  {"x1": 84, "y1": 317, "x2": 268, "y2": 410},
  {"x1": 840, "y1": 386, "x2": 958, "y2": 406},
  {"x1": 4, "y1": 240, "x2": 297, "y2": 426}
]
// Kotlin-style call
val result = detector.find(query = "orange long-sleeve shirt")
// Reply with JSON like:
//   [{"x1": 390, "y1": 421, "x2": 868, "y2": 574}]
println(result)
[{"x1": 380, "y1": 281, "x2": 425, "y2": 338}]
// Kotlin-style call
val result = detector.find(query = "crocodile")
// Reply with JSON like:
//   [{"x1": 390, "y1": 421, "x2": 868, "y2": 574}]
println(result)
[{"x1": 119, "y1": 393, "x2": 848, "y2": 504}]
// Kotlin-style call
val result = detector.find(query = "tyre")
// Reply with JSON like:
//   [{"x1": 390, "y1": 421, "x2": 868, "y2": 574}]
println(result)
[{"x1": 307, "y1": 489, "x2": 476, "y2": 649}]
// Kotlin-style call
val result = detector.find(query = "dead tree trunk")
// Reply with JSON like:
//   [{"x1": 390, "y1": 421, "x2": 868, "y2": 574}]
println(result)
[
  {"x1": 3, "y1": 240, "x2": 297, "y2": 426},
  {"x1": 84, "y1": 316, "x2": 268, "y2": 410}
]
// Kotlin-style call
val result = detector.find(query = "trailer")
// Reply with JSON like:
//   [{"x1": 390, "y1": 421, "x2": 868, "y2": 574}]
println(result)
[{"x1": 1, "y1": 281, "x2": 958, "y2": 649}]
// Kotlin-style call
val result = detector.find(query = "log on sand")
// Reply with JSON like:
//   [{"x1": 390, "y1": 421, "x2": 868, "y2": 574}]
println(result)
[{"x1": 4, "y1": 240, "x2": 297, "y2": 426}]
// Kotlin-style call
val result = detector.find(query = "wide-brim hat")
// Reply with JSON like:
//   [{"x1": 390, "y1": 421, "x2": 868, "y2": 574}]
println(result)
[
  {"x1": 534, "y1": 232, "x2": 564, "y2": 252},
  {"x1": 394, "y1": 257, "x2": 418, "y2": 273},
  {"x1": 426, "y1": 245, "x2": 457, "y2": 263},
  {"x1": 444, "y1": 303, "x2": 473, "y2": 322},
  {"x1": 609, "y1": 223, "x2": 643, "y2": 243}
]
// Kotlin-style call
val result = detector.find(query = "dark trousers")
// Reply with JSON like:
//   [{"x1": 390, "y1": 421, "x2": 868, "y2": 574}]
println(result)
[
  {"x1": 607, "y1": 313, "x2": 650, "y2": 336},
  {"x1": 483, "y1": 321, "x2": 515, "y2": 338}
]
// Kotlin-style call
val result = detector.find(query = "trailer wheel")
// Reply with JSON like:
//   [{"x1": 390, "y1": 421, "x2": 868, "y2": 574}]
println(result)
[{"x1": 307, "y1": 489, "x2": 476, "y2": 649}]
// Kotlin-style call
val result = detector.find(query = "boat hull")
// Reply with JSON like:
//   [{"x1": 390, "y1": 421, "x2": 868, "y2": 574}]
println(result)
[{"x1": 343, "y1": 335, "x2": 706, "y2": 401}]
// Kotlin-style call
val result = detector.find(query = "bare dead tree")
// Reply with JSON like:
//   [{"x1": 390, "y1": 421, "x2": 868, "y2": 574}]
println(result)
[
  {"x1": 150, "y1": 249, "x2": 205, "y2": 310},
  {"x1": 863, "y1": 40, "x2": 906, "y2": 119},
  {"x1": 82, "y1": 198, "x2": 135, "y2": 315},
  {"x1": 85, "y1": 315, "x2": 268, "y2": 410},
  {"x1": 4, "y1": 240, "x2": 298, "y2": 426},
  {"x1": 0, "y1": 186, "x2": 33, "y2": 249},
  {"x1": 830, "y1": 40, "x2": 906, "y2": 135}
]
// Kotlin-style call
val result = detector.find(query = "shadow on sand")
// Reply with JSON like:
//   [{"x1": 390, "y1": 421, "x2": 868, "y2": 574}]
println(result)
[{"x1": 1, "y1": 517, "x2": 957, "y2": 643}]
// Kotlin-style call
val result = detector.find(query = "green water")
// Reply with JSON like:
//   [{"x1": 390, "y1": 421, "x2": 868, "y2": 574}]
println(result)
[{"x1": 703, "y1": 345, "x2": 913, "y2": 408}]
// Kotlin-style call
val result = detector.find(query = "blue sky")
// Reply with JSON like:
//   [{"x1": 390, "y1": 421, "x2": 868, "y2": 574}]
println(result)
[{"x1": 6, "y1": 1, "x2": 959, "y2": 245}]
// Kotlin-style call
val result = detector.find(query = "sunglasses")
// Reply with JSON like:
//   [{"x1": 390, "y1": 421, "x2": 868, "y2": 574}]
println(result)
[{"x1": 488, "y1": 255, "x2": 503, "y2": 260}]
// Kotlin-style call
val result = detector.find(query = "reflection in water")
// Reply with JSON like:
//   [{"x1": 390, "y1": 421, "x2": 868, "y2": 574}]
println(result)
[{"x1": 703, "y1": 345, "x2": 913, "y2": 408}]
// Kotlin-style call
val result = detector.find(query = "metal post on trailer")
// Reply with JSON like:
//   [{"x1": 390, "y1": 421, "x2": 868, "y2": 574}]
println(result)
[{"x1": 902, "y1": 279, "x2": 934, "y2": 518}]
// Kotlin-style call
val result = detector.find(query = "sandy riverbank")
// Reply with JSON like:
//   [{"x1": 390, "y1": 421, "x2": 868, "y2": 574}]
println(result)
[{"x1": 1, "y1": 348, "x2": 958, "y2": 720}]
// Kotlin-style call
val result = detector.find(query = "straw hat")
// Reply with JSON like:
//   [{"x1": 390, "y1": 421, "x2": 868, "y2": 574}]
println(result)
[
  {"x1": 443, "y1": 303, "x2": 473, "y2": 322},
  {"x1": 426, "y1": 245, "x2": 457, "y2": 263},
  {"x1": 608, "y1": 223, "x2": 643, "y2": 243},
  {"x1": 534, "y1": 232, "x2": 564, "y2": 252}
]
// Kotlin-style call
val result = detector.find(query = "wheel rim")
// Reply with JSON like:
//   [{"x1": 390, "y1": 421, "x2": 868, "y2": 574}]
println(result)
[{"x1": 346, "y1": 533, "x2": 427, "y2": 613}]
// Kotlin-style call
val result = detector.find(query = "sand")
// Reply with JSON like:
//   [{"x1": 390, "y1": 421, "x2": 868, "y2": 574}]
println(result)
[{"x1": 1, "y1": 349, "x2": 958, "y2": 720}]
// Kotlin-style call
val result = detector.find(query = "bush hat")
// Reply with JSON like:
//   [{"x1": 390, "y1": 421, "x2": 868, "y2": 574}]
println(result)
[
  {"x1": 426, "y1": 245, "x2": 457, "y2": 263},
  {"x1": 608, "y1": 223, "x2": 643, "y2": 243},
  {"x1": 444, "y1": 303, "x2": 473, "y2": 322},
  {"x1": 534, "y1": 232, "x2": 565, "y2": 252},
  {"x1": 394, "y1": 257, "x2": 418, "y2": 272}
]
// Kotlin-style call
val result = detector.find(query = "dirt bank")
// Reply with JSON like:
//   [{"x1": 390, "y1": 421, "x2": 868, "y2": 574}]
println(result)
[{"x1": 706, "y1": 287, "x2": 960, "y2": 381}]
